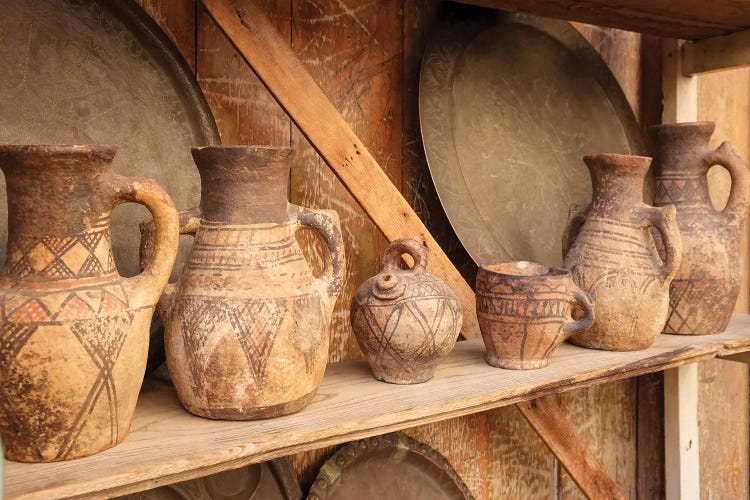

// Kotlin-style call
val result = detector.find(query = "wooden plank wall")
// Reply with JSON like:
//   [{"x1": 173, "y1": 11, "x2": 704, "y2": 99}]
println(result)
[{"x1": 135, "y1": 1, "x2": 750, "y2": 497}]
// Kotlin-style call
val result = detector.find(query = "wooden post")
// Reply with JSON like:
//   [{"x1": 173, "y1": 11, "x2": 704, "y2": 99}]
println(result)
[{"x1": 662, "y1": 38, "x2": 700, "y2": 500}]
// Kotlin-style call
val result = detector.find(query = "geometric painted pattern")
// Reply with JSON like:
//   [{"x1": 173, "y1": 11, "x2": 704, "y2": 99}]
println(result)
[
  {"x1": 655, "y1": 175, "x2": 710, "y2": 206},
  {"x1": 0, "y1": 282, "x2": 132, "y2": 460},
  {"x1": 177, "y1": 295, "x2": 288, "y2": 389},
  {"x1": 5, "y1": 227, "x2": 115, "y2": 280},
  {"x1": 354, "y1": 274, "x2": 461, "y2": 377}
]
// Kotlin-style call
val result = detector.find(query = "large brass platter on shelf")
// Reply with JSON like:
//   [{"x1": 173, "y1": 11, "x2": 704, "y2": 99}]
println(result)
[
  {"x1": 419, "y1": 10, "x2": 646, "y2": 267},
  {"x1": 307, "y1": 432, "x2": 474, "y2": 499}
]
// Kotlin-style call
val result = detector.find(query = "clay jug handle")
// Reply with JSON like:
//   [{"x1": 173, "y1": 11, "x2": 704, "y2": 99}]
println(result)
[
  {"x1": 382, "y1": 238, "x2": 428, "y2": 274},
  {"x1": 562, "y1": 203, "x2": 590, "y2": 259},
  {"x1": 140, "y1": 208, "x2": 201, "y2": 316},
  {"x1": 646, "y1": 205, "x2": 683, "y2": 283},
  {"x1": 292, "y1": 206, "x2": 346, "y2": 300},
  {"x1": 704, "y1": 142, "x2": 750, "y2": 225},
  {"x1": 112, "y1": 174, "x2": 179, "y2": 310},
  {"x1": 562, "y1": 284, "x2": 594, "y2": 335}
]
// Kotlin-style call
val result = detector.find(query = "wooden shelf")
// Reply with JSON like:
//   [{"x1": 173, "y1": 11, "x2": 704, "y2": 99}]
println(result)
[
  {"x1": 6, "y1": 314, "x2": 750, "y2": 499},
  {"x1": 454, "y1": 0, "x2": 750, "y2": 40}
]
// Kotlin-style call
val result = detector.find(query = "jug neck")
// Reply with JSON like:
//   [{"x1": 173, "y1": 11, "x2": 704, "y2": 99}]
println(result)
[
  {"x1": 651, "y1": 122, "x2": 714, "y2": 206},
  {"x1": 586, "y1": 154, "x2": 650, "y2": 215},
  {"x1": 0, "y1": 145, "x2": 117, "y2": 281},
  {"x1": 192, "y1": 146, "x2": 293, "y2": 224}
]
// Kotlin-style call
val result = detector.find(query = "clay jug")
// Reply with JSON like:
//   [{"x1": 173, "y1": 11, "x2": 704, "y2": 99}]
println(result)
[
  {"x1": 0, "y1": 145, "x2": 178, "y2": 462},
  {"x1": 476, "y1": 261, "x2": 594, "y2": 369},
  {"x1": 562, "y1": 154, "x2": 682, "y2": 351},
  {"x1": 351, "y1": 238, "x2": 462, "y2": 384},
  {"x1": 145, "y1": 146, "x2": 346, "y2": 420},
  {"x1": 650, "y1": 122, "x2": 750, "y2": 334}
]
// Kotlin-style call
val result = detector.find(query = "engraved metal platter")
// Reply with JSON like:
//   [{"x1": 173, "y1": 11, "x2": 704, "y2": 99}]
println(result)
[
  {"x1": 0, "y1": 0, "x2": 220, "y2": 370},
  {"x1": 307, "y1": 432, "x2": 474, "y2": 499},
  {"x1": 419, "y1": 10, "x2": 646, "y2": 267},
  {"x1": 119, "y1": 458, "x2": 302, "y2": 500}
]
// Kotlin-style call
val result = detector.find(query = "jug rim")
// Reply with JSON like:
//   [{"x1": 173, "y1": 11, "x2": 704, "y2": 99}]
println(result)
[
  {"x1": 479, "y1": 261, "x2": 569, "y2": 279},
  {"x1": 0, "y1": 144, "x2": 116, "y2": 164}
]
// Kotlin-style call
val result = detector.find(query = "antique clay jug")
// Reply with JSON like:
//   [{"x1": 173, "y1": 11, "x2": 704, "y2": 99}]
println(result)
[
  {"x1": 650, "y1": 122, "x2": 750, "y2": 334},
  {"x1": 351, "y1": 238, "x2": 462, "y2": 384},
  {"x1": 0, "y1": 145, "x2": 178, "y2": 462},
  {"x1": 145, "y1": 146, "x2": 345, "y2": 419},
  {"x1": 476, "y1": 261, "x2": 594, "y2": 369},
  {"x1": 563, "y1": 154, "x2": 682, "y2": 351}
]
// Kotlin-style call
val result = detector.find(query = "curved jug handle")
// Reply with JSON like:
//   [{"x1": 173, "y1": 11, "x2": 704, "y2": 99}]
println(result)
[
  {"x1": 561, "y1": 283, "x2": 594, "y2": 335},
  {"x1": 140, "y1": 207, "x2": 201, "y2": 318},
  {"x1": 704, "y1": 141, "x2": 750, "y2": 225},
  {"x1": 562, "y1": 203, "x2": 590, "y2": 259},
  {"x1": 292, "y1": 205, "x2": 346, "y2": 301},
  {"x1": 111, "y1": 174, "x2": 179, "y2": 310},
  {"x1": 381, "y1": 238, "x2": 428, "y2": 274},
  {"x1": 645, "y1": 205, "x2": 683, "y2": 283}
]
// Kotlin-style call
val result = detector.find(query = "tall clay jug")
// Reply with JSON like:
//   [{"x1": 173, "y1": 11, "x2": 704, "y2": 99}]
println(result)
[
  {"x1": 563, "y1": 154, "x2": 682, "y2": 351},
  {"x1": 650, "y1": 122, "x2": 750, "y2": 334},
  {"x1": 0, "y1": 145, "x2": 178, "y2": 462},
  {"x1": 144, "y1": 146, "x2": 346, "y2": 420}
]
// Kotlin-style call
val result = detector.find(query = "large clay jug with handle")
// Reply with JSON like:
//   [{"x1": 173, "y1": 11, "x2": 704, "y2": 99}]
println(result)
[
  {"x1": 142, "y1": 145, "x2": 345, "y2": 420},
  {"x1": 0, "y1": 145, "x2": 178, "y2": 462},
  {"x1": 650, "y1": 122, "x2": 750, "y2": 334},
  {"x1": 563, "y1": 154, "x2": 682, "y2": 351}
]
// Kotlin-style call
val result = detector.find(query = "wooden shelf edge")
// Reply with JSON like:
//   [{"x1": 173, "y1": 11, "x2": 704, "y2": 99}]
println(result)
[
  {"x1": 6, "y1": 315, "x2": 750, "y2": 499},
  {"x1": 683, "y1": 29, "x2": 750, "y2": 75},
  {"x1": 452, "y1": 0, "x2": 750, "y2": 40}
]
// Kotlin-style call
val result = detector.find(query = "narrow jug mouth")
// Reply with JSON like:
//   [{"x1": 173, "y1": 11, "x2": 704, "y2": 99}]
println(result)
[
  {"x1": 649, "y1": 121, "x2": 715, "y2": 144},
  {"x1": 583, "y1": 153, "x2": 652, "y2": 173},
  {"x1": 481, "y1": 261, "x2": 568, "y2": 279}
]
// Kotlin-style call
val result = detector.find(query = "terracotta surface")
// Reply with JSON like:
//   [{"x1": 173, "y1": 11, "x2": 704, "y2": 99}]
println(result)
[
  {"x1": 307, "y1": 432, "x2": 474, "y2": 500},
  {"x1": 650, "y1": 122, "x2": 750, "y2": 335},
  {"x1": 351, "y1": 238, "x2": 462, "y2": 384},
  {"x1": 144, "y1": 146, "x2": 345, "y2": 419},
  {"x1": 0, "y1": 144, "x2": 178, "y2": 462},
  {"x1": 476, "y1": 261, "x2": 594, "y2": 369},
  {"x1": 563, "y1": 154, "x2": 682, "y2": 351}
]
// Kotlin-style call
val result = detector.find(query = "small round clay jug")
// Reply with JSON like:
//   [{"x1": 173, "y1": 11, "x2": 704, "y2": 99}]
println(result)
[
  {"x1": 351, "y1": 238, "x2": 462, "y2": 384},
  {"x1": 650, "y1": 122, "x2": 750, "y2": 334},
  {"x1": 563, "y1": 154, "x2": 682, "y2": 351},
  {"x1": 0, "y1": 145, "x2": 179, "y2": 462},
  {"x1": 476, "y1": 261, "x2": 594, "y2": 369},
  {"x1": 142, "y1": 145, "x2": 345, "y2": 420}
]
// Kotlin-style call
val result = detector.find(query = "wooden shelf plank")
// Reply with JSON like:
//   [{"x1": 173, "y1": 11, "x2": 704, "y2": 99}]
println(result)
[
  {"x1": 683, "y1": 29, "x2": 750, "y2": 74},
  {"x1": 453, "y1": 0, "x2": 750, "y2": 40},
  {"x1": 6, "y1": 314, "x2": 750, "y2": 499}
]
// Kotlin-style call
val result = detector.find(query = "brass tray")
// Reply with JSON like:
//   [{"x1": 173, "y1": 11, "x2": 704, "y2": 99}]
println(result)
[
  {"x1": 307, "y1": 433, "x2": 474, "y2": 500},
  {"x1": 419, "y1": 10, "x2": 645, "y2": 267},
  {"x1": 119, "y1": 458, "x2": 302, "y2": 500},
  {"x1": 0, "y1": 0, "x2": 220, "y2": 370}
]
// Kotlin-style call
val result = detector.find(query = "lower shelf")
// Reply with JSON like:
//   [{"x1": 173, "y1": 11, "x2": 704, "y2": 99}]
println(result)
[{"x1": 6, "y1": 315, "x2": 750, "y2": 499}]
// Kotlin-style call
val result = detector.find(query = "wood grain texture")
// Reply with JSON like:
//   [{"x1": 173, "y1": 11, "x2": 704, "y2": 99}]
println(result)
[
  {"x1": 696, "y1": 65, "x2": 750, "y2": 500},
  {"x1": 519, "y1": 396, "x2": 626, "y2": 500},
  {"x1": 197, "y1": 0, "x2": 291, "y2": 146},
  {"x1": 136, "y1": 0, "x2": 197, "y2": 70},
  {"x1": 6, "y1": 315, "x2": 750, "y2": 500},
  {"x1": 684, "y1": 29, "x2": 750, "y2": 75},
  {"x1": 453, "y1": 0, "x2": 750, "y2": 40}
]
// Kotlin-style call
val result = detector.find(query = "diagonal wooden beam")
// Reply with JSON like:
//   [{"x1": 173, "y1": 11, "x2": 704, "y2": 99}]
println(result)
[
  {"x1": 199, "y1": 0, "x2": 622, "y2": 495},
  {"x1": 518, "y1": 397, "x2": 625, "y2": 499}
]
